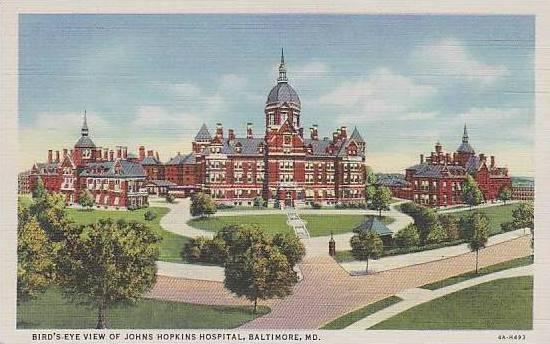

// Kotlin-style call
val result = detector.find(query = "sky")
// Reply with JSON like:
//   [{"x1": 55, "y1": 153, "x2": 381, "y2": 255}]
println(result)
[{"x1": 19, "y1": 14, "x2": 535, "y2": 175}]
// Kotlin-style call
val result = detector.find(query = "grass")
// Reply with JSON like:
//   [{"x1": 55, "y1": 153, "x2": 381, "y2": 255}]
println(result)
[
  {"x1": 421, "y1": 255, "x2": 533, "y2": 290},
  {"x1": 371, "y1": 276, "x2": 533, "y2": 330},
  {"x1": 17, "y1": 288, "x2": 269, "y2": 329},
  {"x1": 188, "y1": 214, "x2": 394, "y2": 237},
  {"x1": 450, "y1": 203, "x2": 521, "y2": 235},
  {"x1": 320, "y1": 296, "x2": 402, "y2": 329},
  {"x1": 66, "y1": 207, "x2": 189, "y2": 263}
]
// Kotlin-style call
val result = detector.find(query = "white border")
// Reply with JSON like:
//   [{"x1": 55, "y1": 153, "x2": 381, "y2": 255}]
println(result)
[{"x1": 1, "y1": 1, "x2": 549, "y2": 343}]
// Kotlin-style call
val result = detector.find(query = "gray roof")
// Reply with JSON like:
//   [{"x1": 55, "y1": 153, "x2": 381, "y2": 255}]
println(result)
[
  {"x1": 216, "y1": 138, "x2": 265, "y2": 156},
  {"x1": 465, "y1": 156, "x2": 483, "y2": 173},
  {"x1": 74, "y1": 135, "x2": 96, "y2": 148},
  {"x1": 457, "y1": 142, "x2": 475, "y2": 154},
  {"x1": 195, "y1": 124, "x2": 212, "y2": 141},
  {"x1": 141, "y1": 156, "x2": 162, "y2": 166},
  {"x1": 376, "y1": 174, "x2": 410, "y2": 187},
  {"x1": 407, "y1": 163, "x2": 466, "y2": 178},
  {"x1": 353, "y1": 217, "x2": 393, "y2": 237},
  {"x1": 166, "y1": 152, "x2": 196, "y2": 165},
  {"x1": 350, "y1": 127, "x2": 365, "y2": 143},
  {"x1": 266, "y1": 82, "x2": 301, "y2": 107},
  {"x1": 304, "y1": 139, "x2": 333, "y2": 156},
  {"x1": 147, "y1": 179, "x2": 176, "y2": 187},
  {"x1": 34, "y1": 162, "x2": 59, "y2": 175},
  {"x1": 79, "y1": 160, "x2": 146, "y2": 178}
]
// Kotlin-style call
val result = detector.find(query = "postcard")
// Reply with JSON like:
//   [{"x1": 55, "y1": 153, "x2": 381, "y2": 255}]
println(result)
[{"x1": 1, "y1": 1, "x2": 549, "y2": 343}]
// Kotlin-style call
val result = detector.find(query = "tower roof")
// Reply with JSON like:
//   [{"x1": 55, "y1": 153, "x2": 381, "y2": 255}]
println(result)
[
  {"x1": 457, "y1": 124, "x2": 475, "y2": 154},
  {"x1": 195, "y1": 123, "x2": 212, "y2": 141},
  {"x1": 267, "y1": 49, "x2": 301, "y2": 107},
  {"x1": 75, "y1": 110, "x2": 96, "y2": 148},
  {"x1": 350, "y1": 126, "x2": 364, "y2": 143}
]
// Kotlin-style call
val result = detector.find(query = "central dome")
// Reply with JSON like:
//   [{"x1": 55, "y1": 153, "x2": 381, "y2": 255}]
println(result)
[{"x1": 266, "y1": 82, "x2": 301, "y2": 107}]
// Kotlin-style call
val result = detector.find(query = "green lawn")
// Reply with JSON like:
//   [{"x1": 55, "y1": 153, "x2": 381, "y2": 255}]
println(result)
[
  {"x1": 17, "y1": 288, "x2": 269, "y2": 329},
  {"x1": 67, "y1": 207, "x2": 189, "y2": 263},
  {"x1": 188, "y1": 214, "x2": 394, "y2": 237},
  {"x1": 321, "y1": 296, "x2": 402, "y2": 329},
  {"x1": 451, "y1": 203, "x2": 521, "y2": 235},
  {"x1": 371, "y1": 276, "x2": 533, "y2": 330},
  {"x1": 421, "y1": 255, "x2": 533, "y2": 290}
]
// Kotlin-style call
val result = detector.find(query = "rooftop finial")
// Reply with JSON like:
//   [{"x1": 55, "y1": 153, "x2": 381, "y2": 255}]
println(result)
[
  {"x1": 81, "y1": 110, "x2": 89, "y2": 136},
  {"x1": 278, "y1": 48, "x2": 287, "y2": 83},
  {"x1": 462, "y1": 123, "x2": 469, "y2": 143}
]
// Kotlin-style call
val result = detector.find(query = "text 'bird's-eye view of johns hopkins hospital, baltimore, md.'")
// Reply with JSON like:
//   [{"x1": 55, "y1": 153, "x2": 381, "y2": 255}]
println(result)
[{"x1": 14, "y1": 14, "x2": 534, "y2": 333}]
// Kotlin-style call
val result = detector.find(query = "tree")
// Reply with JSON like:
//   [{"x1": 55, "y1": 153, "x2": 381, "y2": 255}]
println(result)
[
  {"x1": 364, "y1": 167, "x2": 377, "y2": 204},
  {"x1": 253, "y1": 196, "x2": 265, "y2": 208},
  {"x1": 512, "y1": 202, "x2": 534, "y2": 231},
  {"x1": 223, "y1": 225, "x2": 298, "y2": 314},
  {"x1": 30, "y1": 192, "x2": 74, "y2": 244},
  {"x1": 461, "y1": 174, "x2": 484, "y2": 209},
  {"x1": 497, "y1": 186, "x2": 512, "y2": 204},
  {"x1": 78, "y1": 189, "x2": 95, "y2": 210},
  {"x1": 165, "y1": 194, "x2": 175, "y2": 203},
  {"x1": 415, "y1": 207, "x2": 439, "y2": 244},
  {"x1": 438, "y1": 214, "x2": 460, "y2": 241},
  {"x1": 32, "y1": 177, "x2": 46, "y2": 199},
  {"x1": 17, "y1": 202, "x2": 54, "y2": 303},
  {"x1": 58, "y1": 219, "x2": 160, "y2": 328},
  {"x1": 394, "y1": 224, "x2": 420, "y2": 248},
  {"x1": 371, "y1": 186, "x2": 392, "y2": 217},
  {"x1": 350, "y1": 231, "x2": 383, "y2": 273},
  {"x1": 190, "y1": 192, "x2": 217, "y2": 217},
  {"x1": 463, "y1": 212, "x2": 489, "y2": 274},
  {"x1": 272, "y1": 233, "x2": 306, "y2": 267},
  {"x1": 426, "y1": 223, "x2": 447, "y2": 244}
]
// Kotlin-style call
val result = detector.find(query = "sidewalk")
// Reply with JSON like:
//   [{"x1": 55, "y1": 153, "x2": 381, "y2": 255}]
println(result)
[
  {"x1": 345, "y1": 264, "x2": 533, "y2": 329},
  {"x1": 339, "y1": 228, "x2": 530, "y2": 274}
]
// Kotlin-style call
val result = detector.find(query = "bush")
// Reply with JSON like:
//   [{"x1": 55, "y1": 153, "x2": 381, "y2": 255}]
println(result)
[
  {"x1": 501, "y1": 221, "x2": 517, "y2": 232},
  {"x1": 426, "y1": 223, "x2": 447, "y2": 244},
  {"x1": 165, "y1": 194, "x2": 175, "y2": 204},
  {"x1": 181, "y1": 237, "x2": 208, "y2": 263},
  {"x1": 311, "y1": 202, "x2": 322, "y2": 209},
  {"x1": 438, "y1": 214, "x2": 460, "y2": 241},
  {"x1": 253, "y1": 196, "x2": 266, "y2": 208},
  {"x1": 274, "y1": 199, "x2": 280, "y2": 209},
  {"x1": 217, "y1": 204, "x2": 235, "y2": 210},
  {"x1": 144, "y1": 210, "x2": 157, "y2": 221},
  {"x1": 394, "y1": 224, "x2": 420, "y2": 248}
]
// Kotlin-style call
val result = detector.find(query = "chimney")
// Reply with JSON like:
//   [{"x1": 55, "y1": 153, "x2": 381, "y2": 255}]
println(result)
[
  {"x1": 147, "y1": 150, "x2": 154, "y2": 157},
  {"x1": 336, "y1": 128, "x2": 342, "y2": 140},
  {"x1": 48, "y1": 150, "x2": 53, "y2": 163},
  {"x1": 312, "y1": 124, "x2": 319, "y2": 140},
  {"x1": 122, "y1": 146, "x2": 128, "y2": 159},
  {"x1": 491, "y1": 155, "x2": 495, "y2": 168},
  {"x1": 63, "y1": 148, "x2": 68, "y2": 158},
  {"x1": 480, "y1": 153, "x2": 486, "y2": 162},
  {"x1": 155, "y1": 151, "x2": 160, "y2": 161},
  {"x1": 246, "y1": 123, "x2": 253, "y2": 139},
  {"x1": 104, "y1": 148, "x2": 109, "y2": 161},
  {"x1": 109, "y1": 150, "x2": 114, "y2": 161},
  {"x1": 116, "y1": 146, "x2": 122, "y2": 159},
  {"x1": 216, "y1": 123, "x2": 223, "y2": 139},
  {"x1": 332, "y1": 132, "x2": 338, "y2": 143},
  {"x1": 341, "y1": 126, "x2": 347, "y2": 139},
  {"x1": 299, "y1": 127, "x2": 304, "y2": 138},
  {"x1": 420, "y1": 154, "x2": 424, "y2": 164},
  {"x1": 139, "y1": 146, "x2": 145, "y2": 161},
  {"x1": 446, "y1": 153, "x2": 451, "y2": 163},
  {"x1": 55, "y1": 150, "x2": 60, "y2": 163},
  {"x1": 228, "y1": 129, "x2": 235, "y2": 141}
]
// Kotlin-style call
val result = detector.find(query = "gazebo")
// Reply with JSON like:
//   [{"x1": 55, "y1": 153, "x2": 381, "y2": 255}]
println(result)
[{"x1": 352, "y1": 216, "x2": 394, "y2": 248}]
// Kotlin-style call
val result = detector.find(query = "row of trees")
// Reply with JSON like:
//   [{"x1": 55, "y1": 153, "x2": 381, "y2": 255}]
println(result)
[
  {"x1": 182, "y1": 225, "x2": 305, "y2": 313},
  {"x1": 19, "y1": 186, "x2": 160, "y2": 328}
]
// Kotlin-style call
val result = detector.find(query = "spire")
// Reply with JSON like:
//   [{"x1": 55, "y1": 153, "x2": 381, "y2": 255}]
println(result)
[
  {"x1": 462, "y1": 123, "x2": 469, "y2": 143},
  {"x1": 81, "y1": 110, "x2": 89, "y2": 137},
  {"x1": 278, "y1": 48, "x2": 288, "y2": 83}
]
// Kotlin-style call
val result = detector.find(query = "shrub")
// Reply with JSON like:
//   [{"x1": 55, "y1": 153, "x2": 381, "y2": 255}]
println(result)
[
  {"x1": 217, "y1": 204, "x2": 235, "y2": 210},
  {"x1": 312, "y1": 202, "x2": 322, "y2": 209},
  {"x1": 274, "y1": 199, "x2": 280, "y2": 209},
  {"x1": 394, "y1": 224, "x2": 420, "y2": 248},
  {"x1": 144, "y1": 210, "x2": 157, "y2": 221},
  {"x1": 438, "y1": 214, "x2": 460, "y2": 241},
  {"x1": 165, "y1": 194, "x2": 175, "y2": 203},
  {"x1": 501, "y1": 221, "x2": 516, "y2": 232},
  {"x1": 426, "y1": 223, "x2": 447, "y2": 244},
  {"x1": 181, "y1": 237, "x2": 209, "y2": 263}
]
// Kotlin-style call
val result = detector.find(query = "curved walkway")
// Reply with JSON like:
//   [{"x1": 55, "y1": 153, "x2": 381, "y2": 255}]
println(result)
[
  {"x1": 145, "y1": 235, "x2": 532, "y2": 329},
  {"x1": 345, "y1": 264, "x2": 533, "y2": 329}
]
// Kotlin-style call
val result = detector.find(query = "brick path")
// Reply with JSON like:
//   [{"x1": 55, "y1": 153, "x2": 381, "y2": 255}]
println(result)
[{"x1": 147, "y1": 235, "x2": 532, "y2": 329}]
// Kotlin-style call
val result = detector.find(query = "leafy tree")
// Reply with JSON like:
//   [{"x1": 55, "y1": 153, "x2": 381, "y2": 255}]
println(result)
[
  {"x1": 78, "y1": 189, "x2": 95, "y2": 210},
  {"x1": 17, "y1": 202, "x2": 54, "y2": 303},
  {"x1": 415, "y1": 207, "x2": 439, "y2": 244},
  {"x1": 165, "y1": 194, "x2": 175, "y2": 203},
  {"x1": 350, "y1": 231, "x2": 383, "y2": 273},
  {"x1": 461, "y1": 174, "x2": 484, "y2": 209},
  {"x1": 463, "y1": 212, "x2": 489, "y2": 274},
  {"x1": 364, "y1": 167, "x2": 377, "y2": 204},
  {"x1": 426, "y1": 223, "x2": 447, "y2": 244},
  {"x1": 223, "y1": 225, "x2": 298, "y2": 313},
  {"x1": 32, "y1": 177, "x2": 46, "y2": 199},
  {"x1": 365, "y1": 185, "x2": 377, "y2": 204},
  {"x1": 58, "y1": 219, "x2": 160, "y2": 328},
  {"x1": 30, "y1": 192, "x2": 73, "y2": 244},
  {"x1": 253, "y1": 196, "x2": 265, "y2": 208},
  {"x1": 181, "y1": 236, "x2": 209, "y2": 263},
  {"x1": 371, "y1": 186, "x2": 392, "y2": 217},
  {"x1": 190, "y1": 192, "x2": 217, "y2": 217},
  {"x1": 512, "y1": 202, "x2": 534, "y2": 231},
  {"x1": 438, "y1": 214, "x2": 460, "y2": 241},
  {"x1": 497, "y1": 186, "x2": 512, "y2": 204},
  {"x1": 364, "y1": 166, "x2": 377, "y2": 185},
  {"x1": 144, "y1": 210, "x2": 157, "y2": 221},
  {"x1": 272, "y1": 233, "x2": 306, "y2": 267},
  {"x1": 393, "y1": 224, "x2": 420, "y2": 248}
]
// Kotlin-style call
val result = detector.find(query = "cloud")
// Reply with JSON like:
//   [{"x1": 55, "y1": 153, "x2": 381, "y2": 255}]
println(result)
[
  {"x1": 219, "y1": 74, "x2": 248, "y2": 91},
  {"x1": 412, "y1": 38, "x2": 509, "y2": 85},
  {"x1": 319, "y1": 68, "x2": 436, "y2": 123},
  {"x1": 294, "y1": 61, "x2": 329, "y2": 79}
]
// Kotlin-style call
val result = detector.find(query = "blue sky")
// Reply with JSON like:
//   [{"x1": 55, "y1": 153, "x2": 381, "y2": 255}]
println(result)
[{"x1": 19, "y1": 14, "x2": 534, "y2": 175}]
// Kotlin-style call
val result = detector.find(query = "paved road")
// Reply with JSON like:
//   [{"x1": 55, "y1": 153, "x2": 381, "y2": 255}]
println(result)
[
  {"x1": 346, "y1": 264, "x2": 533, "y2": 329},
  {"x1": 146, "y1": 235, "x2": 532, "y2": 329}
]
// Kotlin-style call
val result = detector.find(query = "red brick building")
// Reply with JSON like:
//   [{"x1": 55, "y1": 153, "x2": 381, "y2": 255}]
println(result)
[
  {"x1": 166, "y1": 51, "x2": 367, "y2": 207},
  {"x1": 29, "y1": 113, "x2": 149, "y2": 209},
  {"x1": 402, "y1": 125, "x2": 511, "y2": 207}
]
